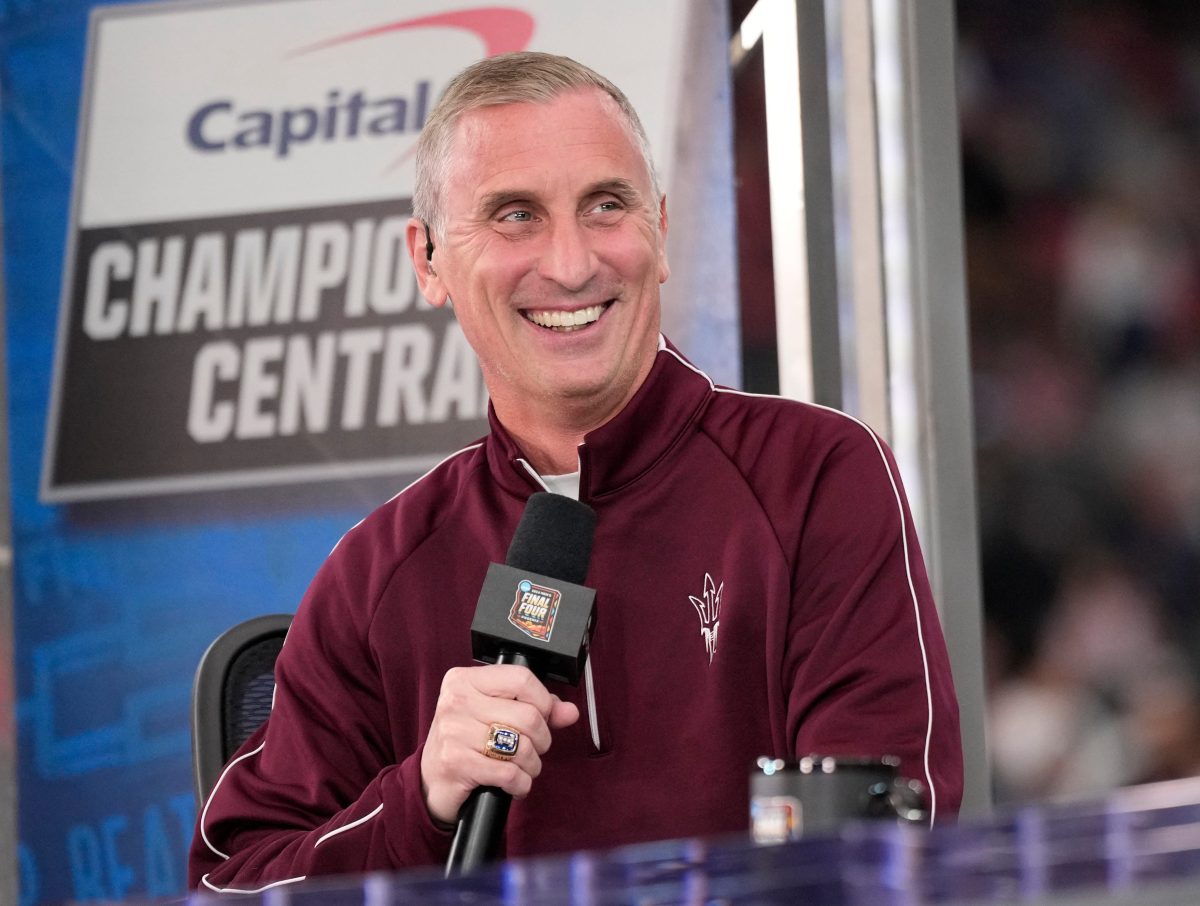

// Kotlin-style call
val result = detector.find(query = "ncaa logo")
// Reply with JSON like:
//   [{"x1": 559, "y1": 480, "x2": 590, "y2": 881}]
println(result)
[{"x1": 509, "y1": 579, "x2": 561, "y2": 642}]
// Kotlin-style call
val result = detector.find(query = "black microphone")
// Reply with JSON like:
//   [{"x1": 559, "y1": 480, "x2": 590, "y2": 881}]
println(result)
[{"x1": 444, "y1": 492, "x2": 597, "y2": 876}]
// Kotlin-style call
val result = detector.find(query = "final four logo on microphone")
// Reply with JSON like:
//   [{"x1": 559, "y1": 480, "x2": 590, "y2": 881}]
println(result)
[{"x1": 509, "y1": 579, "x2": 561, "y2": 642}]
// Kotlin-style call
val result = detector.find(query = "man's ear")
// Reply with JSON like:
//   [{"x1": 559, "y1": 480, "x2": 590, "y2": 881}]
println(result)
[
  {"x1": 657, "y1": 194, "x2": 671, "y2": 284},
  {"x1": 407, "y1": 217, "x2": 449, "y2": 308}
]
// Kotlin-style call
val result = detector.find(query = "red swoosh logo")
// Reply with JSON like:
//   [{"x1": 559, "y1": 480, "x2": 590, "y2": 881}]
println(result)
[{"x1": 290, "y1": 7, "x2": 535, "y2": 58}]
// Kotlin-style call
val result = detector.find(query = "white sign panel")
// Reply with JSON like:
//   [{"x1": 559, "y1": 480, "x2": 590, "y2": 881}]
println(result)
[{"x1": 43, "y1": 0, "x2": 686, "y2": 501}]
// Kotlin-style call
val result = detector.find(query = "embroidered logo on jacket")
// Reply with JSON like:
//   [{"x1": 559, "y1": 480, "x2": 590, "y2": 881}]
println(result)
[
  {"x1": 688, "y1": 573, "x2": 723, "y2": 663},
  {"x1": 509, "y1": 579, "x2": 561, "y2": 642}
]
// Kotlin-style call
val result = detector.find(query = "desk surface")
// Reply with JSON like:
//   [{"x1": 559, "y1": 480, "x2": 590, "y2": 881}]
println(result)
[{"x1": 188, "y1": 776, "x2": 1200, "y2": 904}]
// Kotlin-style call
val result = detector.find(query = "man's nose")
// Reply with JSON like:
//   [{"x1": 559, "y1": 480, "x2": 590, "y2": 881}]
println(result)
[{"x1": 536, "y1": 218, "x2": 597, "y2": 291}]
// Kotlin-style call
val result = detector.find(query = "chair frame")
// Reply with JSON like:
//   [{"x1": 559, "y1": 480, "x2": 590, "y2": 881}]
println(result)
[{"x1": 191, "y1": 612, "x2": 292, "y2": 808}]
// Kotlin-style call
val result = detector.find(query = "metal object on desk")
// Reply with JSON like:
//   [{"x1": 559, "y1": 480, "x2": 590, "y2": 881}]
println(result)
[{"x1": 750, "y1": 754, "x2": 928, "y2": 842}]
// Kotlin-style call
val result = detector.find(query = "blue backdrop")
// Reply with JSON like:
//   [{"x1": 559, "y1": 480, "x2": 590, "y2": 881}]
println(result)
[{"x1": 1, "y1": 2, "x2": 443, "y2": 901}]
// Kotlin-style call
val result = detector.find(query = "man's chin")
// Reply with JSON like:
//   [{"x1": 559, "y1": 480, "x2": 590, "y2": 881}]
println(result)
[
  {"x1": 543, "y1": 370, "x2": 644, "y2": 419},
  {"x1": 528, "y1": 368, "x2": 608, "y2": 402},
  {"x1": 545, "y1": 379, "x2": 610, "y2": 404}
]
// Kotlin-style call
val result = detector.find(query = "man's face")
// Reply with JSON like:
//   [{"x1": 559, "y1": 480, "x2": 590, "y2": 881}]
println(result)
[{"x1": 409, "y1": 88, "x2": 669, "y2": 429}]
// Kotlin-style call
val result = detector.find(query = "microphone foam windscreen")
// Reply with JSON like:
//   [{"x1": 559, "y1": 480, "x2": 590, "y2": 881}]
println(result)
[{"x1": 505, "y1": 492, "x2": 596, "y2": 585}]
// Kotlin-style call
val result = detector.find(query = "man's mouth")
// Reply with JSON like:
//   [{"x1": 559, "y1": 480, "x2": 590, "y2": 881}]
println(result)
[{"x1": 523, "y1": 302, "x2": 609, "y2": 332}]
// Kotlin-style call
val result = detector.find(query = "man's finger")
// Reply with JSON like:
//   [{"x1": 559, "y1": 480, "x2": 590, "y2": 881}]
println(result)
[{"x1": 453, "y1": 664, "x2": 558, "y2": 716}]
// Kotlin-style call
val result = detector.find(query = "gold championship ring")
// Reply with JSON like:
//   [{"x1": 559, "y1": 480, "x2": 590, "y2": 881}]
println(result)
[{"x1": 484, "y1": 724, "x2": 520, "y2": 761}]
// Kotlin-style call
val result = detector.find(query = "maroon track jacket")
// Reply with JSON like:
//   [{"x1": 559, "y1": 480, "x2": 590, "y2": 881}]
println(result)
[{"x1": 190, "y1": 339, "x2": 962, "y2": 893}]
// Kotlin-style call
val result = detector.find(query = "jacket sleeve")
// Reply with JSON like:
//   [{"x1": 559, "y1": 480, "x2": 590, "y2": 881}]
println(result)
[
  {"x1": 187, "y1": 536, "x2": 453, "y2": 893},
  {"x1": 783, "y1": 421, "x2": 964, "y2": 821}
]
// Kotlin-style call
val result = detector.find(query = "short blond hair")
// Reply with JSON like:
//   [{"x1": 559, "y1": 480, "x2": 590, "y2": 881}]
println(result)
[{"x1": 413, "y1": 51, "x2": 660, "y2": 236}]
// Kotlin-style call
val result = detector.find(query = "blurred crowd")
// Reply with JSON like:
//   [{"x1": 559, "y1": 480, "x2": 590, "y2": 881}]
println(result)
[{"x1": 957, "y1": 0, "x2": 1200, "y2": 804}]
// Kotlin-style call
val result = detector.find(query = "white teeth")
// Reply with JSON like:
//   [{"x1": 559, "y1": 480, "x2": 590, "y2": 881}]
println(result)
[{"x1": 525, "y1": 304, "x2": 606, "y2": 331}]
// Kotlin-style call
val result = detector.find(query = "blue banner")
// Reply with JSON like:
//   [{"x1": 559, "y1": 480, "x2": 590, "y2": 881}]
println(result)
[{"x1": 1, "y1": 2, "x2": 445, "y2": 901}]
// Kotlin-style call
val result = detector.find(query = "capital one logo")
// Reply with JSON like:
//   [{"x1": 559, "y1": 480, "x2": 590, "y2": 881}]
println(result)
[{"x1": 184, "y1": 6, "x2": 535, "y2": 161}]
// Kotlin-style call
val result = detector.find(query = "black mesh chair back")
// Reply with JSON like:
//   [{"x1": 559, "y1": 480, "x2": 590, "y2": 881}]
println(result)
[{"x1": 191, "y1": 613, "x2": 292, "y2": 808}]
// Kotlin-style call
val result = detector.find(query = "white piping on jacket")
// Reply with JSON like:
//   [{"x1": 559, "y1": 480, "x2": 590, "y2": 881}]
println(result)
[
  {"x1": 201, "y1": 873, "x2": 307, "y2": 895},
  {"x1": 516, "y1": 458, "x2": 551, "y2": 492},
  {"x1": 315, "y1": 803, "x2": 384, "y2": 848},
  {"x1": 660, "y1": 343, "x2": 940, "y2": 825},
  {"x1": 201, "y1": 742, "x2": 266, "y2": 860}
]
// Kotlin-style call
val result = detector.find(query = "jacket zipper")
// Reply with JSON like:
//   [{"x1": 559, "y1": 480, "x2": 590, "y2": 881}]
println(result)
[{"x1": 583, "y1": 655, "x2": 602, "y2": 751}]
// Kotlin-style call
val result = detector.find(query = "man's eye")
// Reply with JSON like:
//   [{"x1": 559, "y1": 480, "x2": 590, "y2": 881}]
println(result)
[
  {"x1": 589, "y1": 199, "x2": 624, "y2": 216},
  {"x1": 500, "y1": 210, "x2": 533, "y2": 222}
]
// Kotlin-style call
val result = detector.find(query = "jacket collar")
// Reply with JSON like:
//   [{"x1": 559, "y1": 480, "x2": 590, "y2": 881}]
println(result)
[{"x1": 485, "y1": 336, "x2": 714, "y2": 502}]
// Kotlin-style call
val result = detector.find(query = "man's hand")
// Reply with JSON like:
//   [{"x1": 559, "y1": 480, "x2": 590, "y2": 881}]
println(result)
[{"x1": 420, "y1": 664, "x2": 580, "y2": 826}]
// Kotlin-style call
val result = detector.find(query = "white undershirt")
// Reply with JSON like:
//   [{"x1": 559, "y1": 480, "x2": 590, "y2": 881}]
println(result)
[{"x1": 541, "y1": 471, "x2": 581, "y2": 500}]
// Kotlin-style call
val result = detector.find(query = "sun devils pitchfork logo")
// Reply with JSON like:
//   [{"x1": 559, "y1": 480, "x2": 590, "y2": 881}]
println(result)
[{"x1": 688, "y1": 573, "x2": 723, "y2": 664}]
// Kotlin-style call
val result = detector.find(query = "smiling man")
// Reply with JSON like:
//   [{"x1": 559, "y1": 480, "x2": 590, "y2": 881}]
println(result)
[
  {"x1": 190, "y1": 52, "x2": 963, "y2": 893},
  {"x1": 413, "y1": 83, "x2": 668, "y2": 476}
]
